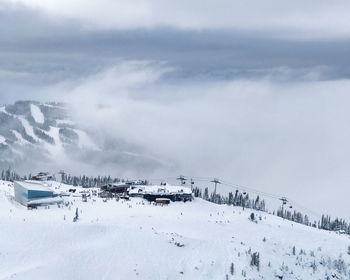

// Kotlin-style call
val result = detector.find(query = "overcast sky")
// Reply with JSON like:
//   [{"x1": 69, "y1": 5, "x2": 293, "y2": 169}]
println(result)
[{"x1": 1, "y1": 0, "x2": 350, "y2": 219}]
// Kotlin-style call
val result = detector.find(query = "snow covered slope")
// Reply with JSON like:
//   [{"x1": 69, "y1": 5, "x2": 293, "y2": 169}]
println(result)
[
  {"x1": 0, "y1": 101, "x2": 98, "y2": 169},
  {"x1": 0, "y1": 180, "x2": 349, "y2": 280},
  {"x1": 30, "y1": 104, "x2": 45, "y2": 124},
  {"x1": 0, "y1": 101, "x2": 162, "y2": 174}
]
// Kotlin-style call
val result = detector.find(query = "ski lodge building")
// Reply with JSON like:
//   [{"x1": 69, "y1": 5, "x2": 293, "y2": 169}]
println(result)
[{"x1": 14, "y1": 181, "x2": 62, "y2": 207}]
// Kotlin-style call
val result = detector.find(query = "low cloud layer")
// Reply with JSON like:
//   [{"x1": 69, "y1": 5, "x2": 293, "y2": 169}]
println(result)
[
  {"x1": 36, "y1": 61, "x2": 350, "y2": 219},
  {"x1": 1, "y1": 1, "x2": 349, "y2": 219}
]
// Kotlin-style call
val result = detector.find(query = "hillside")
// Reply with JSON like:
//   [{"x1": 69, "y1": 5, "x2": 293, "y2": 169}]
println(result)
[
  {"x1": 0, "y1": 101, "x2": 163, "y2": 174},
  {"x1": 0, "y1": 101, "x2": 97, "y2": 168},
  {"x1": 0, "y1": 180, "x2": 349, "y2": 280}
]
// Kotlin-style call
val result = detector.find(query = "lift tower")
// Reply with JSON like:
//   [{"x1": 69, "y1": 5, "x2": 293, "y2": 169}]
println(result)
[
  {"x1": 176, "y1": 175, "x2": 187, "y2": 186},
  {"x1": 279, "y1": 197, "x2": 288, "y2": 218},
  {"x1": 211, "y1": 178, "x2": 221, "y2": 196}
]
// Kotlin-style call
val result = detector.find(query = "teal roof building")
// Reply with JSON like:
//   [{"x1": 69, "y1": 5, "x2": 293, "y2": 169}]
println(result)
[{"x1": 14, "y1": 181, "x2": 54, "y2": 206}]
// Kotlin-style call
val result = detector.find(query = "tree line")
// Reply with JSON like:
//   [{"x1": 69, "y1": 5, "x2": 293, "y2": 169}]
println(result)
[
  {"x1": 2, "y1": 168, "x2": 349, "y2": 235},
  {"x1": 193, "y1": 185, "x2": 350, "y2": 235},
  {"x1": 192, "y1": 187, "x2": 266, "y2": 211},
  {"x1": 60, "y1": 173, "x2": 122, "y2": 188}
]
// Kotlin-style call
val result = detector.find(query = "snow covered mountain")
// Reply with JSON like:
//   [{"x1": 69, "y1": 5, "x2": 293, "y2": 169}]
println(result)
[
  {"x1": 0, "y1": 100, "x2": 162, "y2": 174},
  {"x1": 0, "y1": 180, "x2": 349, "y2": 280},
  {"x1": 0, "y1": 101, "x2": 96, "y2": 167}
]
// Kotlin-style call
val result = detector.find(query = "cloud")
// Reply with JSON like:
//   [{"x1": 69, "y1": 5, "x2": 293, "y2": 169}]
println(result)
[
  {"x1": 1, "y1": 1, "x2": 349, "y2": 218},
  {"x1": 1, "y1": 2, "x2": 350, "y2": 91},
  {"x1": 4, "y1": 0, "x2": 350, "y2": 40},
  {"x1": 40, "y1": 60, "x2": 350, "y2": 219}
]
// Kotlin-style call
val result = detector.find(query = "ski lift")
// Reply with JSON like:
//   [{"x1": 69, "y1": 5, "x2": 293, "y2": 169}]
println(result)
[
  {"x1": 289, "y1": 205, "x2": 293, "y2": 209},
  {"x1": 243, "y1": 192, "x2": 247, "y2": 195}
]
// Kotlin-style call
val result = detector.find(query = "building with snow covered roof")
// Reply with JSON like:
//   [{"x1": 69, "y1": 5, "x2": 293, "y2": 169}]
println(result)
[
  {"x1": 129, "y1": 184, "x2": 193, "y2": 202},
  {"x1": 31, "y1": 172, "x2": 54, "y2": 181},
  {"x1": 100, "y1": 183, "x2": 130, "y2": 193},
  {"x1": 14, "y1": 181, "x2": 62, "y2": 206}
]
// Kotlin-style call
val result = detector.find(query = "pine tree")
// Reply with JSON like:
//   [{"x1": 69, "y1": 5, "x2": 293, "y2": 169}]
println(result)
[
  {"x1": 250, "y1": 252, "x2": 260, "y2": 271},
  {"x1": 73, "y1": 208, "x2": 79, "y2": 222},
  {"x1": 203, "y1": 188, "x2": 209, "y2": 201},
  {"x1": 230, "y1": 263, "x2": 234, "y2": 275}
]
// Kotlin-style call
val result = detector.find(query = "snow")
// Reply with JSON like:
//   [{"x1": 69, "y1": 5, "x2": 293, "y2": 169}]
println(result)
[
  {"x1": 12, "y1": 130, "x2": 29, "y2": 145},
  {"x1": 30, "y1": 104, "x2": 44, "y2": 124},
  {"x1": 129, "y1": 184, "x2": 192, "y2": 195},
  {"x1": 0, "y1": 106, "x2": 8, "y2": 113},
  {"x1": 0, "y1": 135, "x2": 6, "y2": 144},
  {"x1": 56, "y1": 119, "x2": 74, "y2": 125},
  {"x1": 15, "y1": 181, "x2": 53, "y2": 192},
  {"x1": 0, "y1": 180, "x2": 349, "y2": 280},
  {"x1": 27, "y1": 197, "x2": 63, "y2": 206},
  {"x1": 43, "y1": 126, "x2": 64, "y2": 156},
  {"x1": 17, "y1": 116, "x2": 40, "y2": 142}
]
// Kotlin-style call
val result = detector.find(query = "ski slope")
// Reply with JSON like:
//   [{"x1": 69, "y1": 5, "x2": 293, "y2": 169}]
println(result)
[
  {"x1": 30, "y1": 104, "x2": 45, "y2": 124},
  {"x1": 0, "y1": 180, "x2": 349, "y2": 280}
]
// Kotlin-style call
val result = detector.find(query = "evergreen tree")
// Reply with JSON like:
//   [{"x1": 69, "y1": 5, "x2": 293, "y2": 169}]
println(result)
[
  {"x1": 250, "y1": 252, "x2": 260, "y2": 271},
  {"x1": 230, "y1": 263, "x2": 234, "y2": 275}
]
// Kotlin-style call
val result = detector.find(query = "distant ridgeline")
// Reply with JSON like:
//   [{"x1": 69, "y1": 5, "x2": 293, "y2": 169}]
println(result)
[{"x1": 2, "y1": 168, "x2": 350, "y2": 236}]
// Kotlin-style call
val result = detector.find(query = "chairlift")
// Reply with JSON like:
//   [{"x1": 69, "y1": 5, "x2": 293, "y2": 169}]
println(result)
[
  {"x1": 243, "y1": 192, "x2": 247, "y2": 195},
  {"x1": 289, "y1": 205, "x2": 293, "y2": 209}
]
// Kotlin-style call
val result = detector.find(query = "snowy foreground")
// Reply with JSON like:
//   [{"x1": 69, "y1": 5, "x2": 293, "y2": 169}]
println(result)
[{"x1": 0, "y1": 181, "x2": 349, "y2": 280}]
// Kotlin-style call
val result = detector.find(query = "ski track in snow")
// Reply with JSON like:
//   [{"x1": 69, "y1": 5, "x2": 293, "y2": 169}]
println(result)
[
  {"x1": 30, "y1": 104, "x2": 44, "y2": 124},
  {"x1": 11, "y1": 130, "x2": 28, "y2": 145},
  {"x1": 17, "y1": 116, "x2": 40, "y2": 142},
  {"x1": 56, "y1": 119, "x2": 74, "y2": 126},
  {"x1": 0, "y1": 180, "x2": 349, "y2": 280},
  {"x1": 1, "y1": 104, "x2": 100, "y2": 160},
  {"x1": 43, "y1": 127, "x2": 64, "y2": 156}
]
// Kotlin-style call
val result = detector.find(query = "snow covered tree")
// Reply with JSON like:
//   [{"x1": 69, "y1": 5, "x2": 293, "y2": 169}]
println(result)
[
  {"x1": 250, "y1": 252, "x2": 260, "y2": 271},
  {"x1": 0, "y1": 168, "x2": 21, "y2": 181},
  {"x1": 203, "y1": 188, "x2": 209, "y2": 201}
]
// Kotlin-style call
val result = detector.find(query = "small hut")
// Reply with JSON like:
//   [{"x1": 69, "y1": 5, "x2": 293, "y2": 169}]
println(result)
[{"x1": 155, "y1": 198, "x2": 171, "y2": 205}]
